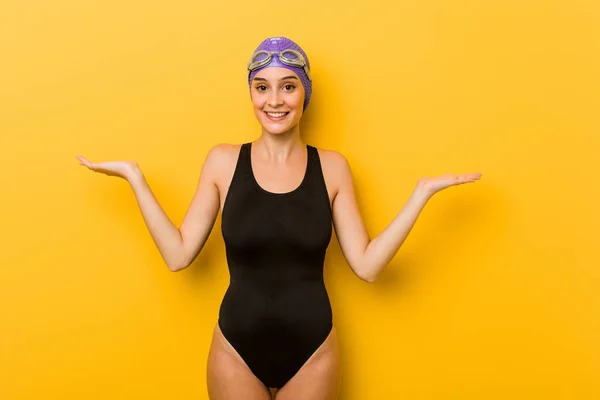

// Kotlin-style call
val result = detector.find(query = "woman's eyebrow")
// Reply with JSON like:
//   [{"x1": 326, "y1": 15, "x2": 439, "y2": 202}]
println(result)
[{"x1": 253, "y1": 76, "x2": 299, "y2": 82}]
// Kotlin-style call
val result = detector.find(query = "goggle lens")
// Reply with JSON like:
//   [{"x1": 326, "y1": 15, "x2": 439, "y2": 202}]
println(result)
[
  {"x1": 252, "y1": 51, "x2": 270, "y2": 64},
  {"x1": 247, "y1": 49, "x2": 311, "y2": 81}
]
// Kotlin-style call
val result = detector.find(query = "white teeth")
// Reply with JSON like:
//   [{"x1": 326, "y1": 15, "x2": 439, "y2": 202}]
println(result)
[{"x1": 266, "y1": 112, "x2": 288, "y2": 117}]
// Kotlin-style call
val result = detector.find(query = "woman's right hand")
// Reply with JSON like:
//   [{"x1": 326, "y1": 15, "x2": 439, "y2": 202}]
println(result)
[{"x1": 76, "y1": 156, "x2": 140, "y2": 181}]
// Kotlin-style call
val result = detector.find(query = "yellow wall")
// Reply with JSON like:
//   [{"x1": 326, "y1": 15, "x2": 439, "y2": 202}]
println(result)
[{"x1": 1, "y1": 0, "x2": 599, "y2": 398}]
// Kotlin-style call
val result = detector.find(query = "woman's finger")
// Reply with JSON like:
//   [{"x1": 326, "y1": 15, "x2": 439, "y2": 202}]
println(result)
[
  {"x1": 76, "y1": 155, "x2": 91, "y2": 165},
  {"x1": 76, "y1": 156, "x2": 90, "y2": 167},
  {"x1": 458, "y1": 173, "x2": 481, "y2": 183},
  {"x1": 76, "y1": 156, "x2": 102, "y2": 172}
]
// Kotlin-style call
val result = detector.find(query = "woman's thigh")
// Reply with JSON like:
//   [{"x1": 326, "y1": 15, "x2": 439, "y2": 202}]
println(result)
[
  {"x1": 206, "y1": 323, "x2": 272, "y2": 400},
  {"x1": 274, "y1": 326, "x2": 342, "y2": 400}
]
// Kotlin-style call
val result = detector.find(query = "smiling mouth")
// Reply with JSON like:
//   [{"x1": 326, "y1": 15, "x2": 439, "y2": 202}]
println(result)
[{"x1": 264, "y1": 111, "x2": 290, "y2": 120}]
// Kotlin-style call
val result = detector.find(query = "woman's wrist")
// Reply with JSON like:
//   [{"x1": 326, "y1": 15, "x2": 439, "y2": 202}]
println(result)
[
  {"x1": 125, "y1": 163, "x2": 143, "y2": 184},
  {"x1": 414, "y1": 181, "x2": 434, "y2": 202}
]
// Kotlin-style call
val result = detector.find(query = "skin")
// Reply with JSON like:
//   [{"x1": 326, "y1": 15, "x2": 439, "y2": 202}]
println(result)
[{"x1": 76, "y1": 66, "x2": 482, "y2": 400}]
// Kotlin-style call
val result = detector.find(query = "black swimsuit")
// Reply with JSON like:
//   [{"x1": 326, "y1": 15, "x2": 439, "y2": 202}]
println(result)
[{"x1": 219, "y1": 142, "x2": 333, "y2": 389}]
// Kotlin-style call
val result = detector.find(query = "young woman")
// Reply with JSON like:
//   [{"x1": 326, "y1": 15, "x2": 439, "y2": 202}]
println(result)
[{"x1": 77, "y1": 36, "x2": 482, "y2": 400}]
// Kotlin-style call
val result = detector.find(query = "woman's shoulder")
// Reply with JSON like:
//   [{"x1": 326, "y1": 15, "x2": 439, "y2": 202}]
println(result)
[
  {"x1": 201, "y1": 143, "x2": 244, "y2": 181},
  {"x1": 312, "y1": 145, "x2": 351, "y2": 173},
  {"x1": 205, "y1": 142, "x2": 243, "y2": 164},
  {"x1": 311, "y1": 145, "x2": 352, "y2": 193},
  {"x1": 208, "y1": 142, "x2": 242, "y2": 155}
]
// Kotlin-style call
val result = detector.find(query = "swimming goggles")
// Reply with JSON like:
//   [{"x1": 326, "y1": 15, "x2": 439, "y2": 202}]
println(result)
[{"x1": 247, "y1": 49, "x2": 312, "y2": 81}]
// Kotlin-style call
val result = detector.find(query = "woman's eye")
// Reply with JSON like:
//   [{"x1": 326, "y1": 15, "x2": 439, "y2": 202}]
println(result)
[{"x1": 255, "y1": 84, "x2": 295, "y2": 91}]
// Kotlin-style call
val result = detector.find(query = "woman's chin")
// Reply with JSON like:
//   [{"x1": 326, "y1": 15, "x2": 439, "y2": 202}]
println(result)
[
  {"x1": 260, "y1": 121, "x2": 299, "y2": 135},
  {"x1": 263, "y1": 126, "x2": 292, "y2": 135}
]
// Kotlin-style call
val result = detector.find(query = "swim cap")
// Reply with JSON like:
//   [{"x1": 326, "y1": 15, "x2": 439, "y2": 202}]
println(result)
[{"x1": 248, "y1": 37, "x2": 312, "y2": 111}]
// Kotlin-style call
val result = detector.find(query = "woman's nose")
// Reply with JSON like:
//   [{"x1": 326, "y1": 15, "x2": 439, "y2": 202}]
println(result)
[{"x1": 268, "y1": 91, "x2": 283, "y2": 107}]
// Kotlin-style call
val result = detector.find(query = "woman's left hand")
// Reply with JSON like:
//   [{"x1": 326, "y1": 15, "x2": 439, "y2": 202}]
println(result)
[{"x1": 417, "y1": 173, "x2": 482, "y2": 198}]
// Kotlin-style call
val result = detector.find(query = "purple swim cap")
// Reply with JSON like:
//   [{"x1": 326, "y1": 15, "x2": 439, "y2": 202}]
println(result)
[{"x1": 248, "y1": 37, "x2": 312, "y2": 111}]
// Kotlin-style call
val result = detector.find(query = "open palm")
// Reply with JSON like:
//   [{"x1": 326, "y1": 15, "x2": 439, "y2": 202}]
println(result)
[
  {"x1": 76, "y1": 155, "x2": 138, "y2": 181},
  {"x1": 418, "y1": 173, "x2": 482, "y2": 196}
]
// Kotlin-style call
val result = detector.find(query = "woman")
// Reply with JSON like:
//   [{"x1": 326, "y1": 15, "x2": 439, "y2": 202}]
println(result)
[{"x1": 77, "y1": 36, "x2": 482, "y2": 400}]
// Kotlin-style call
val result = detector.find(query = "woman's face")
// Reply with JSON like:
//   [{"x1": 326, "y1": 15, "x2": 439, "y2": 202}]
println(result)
[{"x1": 250, "y1": 67, "x2": 305, "y2": 135}]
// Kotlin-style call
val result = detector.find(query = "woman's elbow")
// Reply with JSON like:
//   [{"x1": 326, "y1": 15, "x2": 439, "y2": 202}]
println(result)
[
  {"x1": 357, "y1": 265, "x2": 377, "y2": 283},
  {"x1": 361, "y1": 274, "x2": 377, "y2": 283},
  {"x1": 167, "y1": 262, "x2": 188, "y2": 272},
  {"x1": 166, "y1": 255, "x2": 190, "y2": 272}
]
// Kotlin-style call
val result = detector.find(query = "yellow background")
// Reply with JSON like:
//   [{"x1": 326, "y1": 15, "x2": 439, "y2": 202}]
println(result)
[{"x1": 1, "y1": 0, "x2": 599, "y2": 398}]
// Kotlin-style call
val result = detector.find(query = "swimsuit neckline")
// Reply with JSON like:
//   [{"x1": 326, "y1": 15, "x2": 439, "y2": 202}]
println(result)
[{"x1": 247, "y1": 141, "x2": 310, "y2": 196}]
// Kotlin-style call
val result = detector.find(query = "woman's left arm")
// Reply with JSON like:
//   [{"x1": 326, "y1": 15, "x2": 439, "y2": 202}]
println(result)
[{"x1": 330, "y1": 152, "x2": 481, "y2": 283}]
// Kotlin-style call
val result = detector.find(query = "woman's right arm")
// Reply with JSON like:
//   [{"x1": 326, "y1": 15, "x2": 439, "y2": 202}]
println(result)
[
  {"x1": 128, "y1": 145, "x2": 226, "y2": 271},
  {"x1": 78, "y1": 144, "x2": 226, "y2": 272}
]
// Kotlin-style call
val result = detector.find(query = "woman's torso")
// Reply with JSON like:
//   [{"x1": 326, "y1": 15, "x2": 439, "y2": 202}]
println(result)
[
  {"x1": 215, "y1": 141, "x2": 338, "y2": 388},
  {"x1": 218, "y1": 142, "x2": 334, "y2": 328}
]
